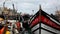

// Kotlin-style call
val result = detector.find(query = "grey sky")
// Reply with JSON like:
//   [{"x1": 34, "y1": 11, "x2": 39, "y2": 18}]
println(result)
[{"x1": 0, "y1": 0, "x2": 60, "y2": 15}]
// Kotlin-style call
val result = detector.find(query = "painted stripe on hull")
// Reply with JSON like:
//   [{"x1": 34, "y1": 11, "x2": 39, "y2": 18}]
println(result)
[
  {"x1": 41, "y1": 15, "x2": 60, "y2": 30},
  {"x1": 41, "y1": 23, "x2": 60, "y2": 34},
  {"x1": 31, "y1": 24, "x2": 39, "y2": 31},
  {"x1": 41, "y1": 29, "x2": 53, "y2": 34}
]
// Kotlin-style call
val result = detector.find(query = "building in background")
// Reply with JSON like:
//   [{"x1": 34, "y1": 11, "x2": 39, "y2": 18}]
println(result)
[{"x1": 0, "y1": 3, "x2": 20, "y2": 20}]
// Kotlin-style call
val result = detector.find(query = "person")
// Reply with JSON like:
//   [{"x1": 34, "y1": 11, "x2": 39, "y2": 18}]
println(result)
[
  {"x1": 0, "y1": 15, "x2": 5, "y2": 34},
  {"x1": 16, "y1": 20, "x2": 21, "y2": 32},
  {"x1": 13, "y1": 20, "x2": 21, "y2": 34},
  {"x1": 5, "y1": 22, "x2": 11, "y2": 34},
  {"x1": 22, "y1": 20, "x2": 32, "y2": 34},
  {"x1": 0, "y1": 15, "x2": 11, "y2": 34}
]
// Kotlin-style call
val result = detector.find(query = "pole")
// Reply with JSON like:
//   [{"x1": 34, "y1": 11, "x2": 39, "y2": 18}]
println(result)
[
  {"x1": 39, "y1": 5, "x2": 41, "y2": 34},
  {"x1": 3, "y1": 1, "x2": 5, "y2": 8}
]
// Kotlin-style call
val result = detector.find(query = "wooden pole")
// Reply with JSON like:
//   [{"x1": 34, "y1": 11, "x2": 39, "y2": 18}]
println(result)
[{"x1": 39, "y1": 5, "x2": 41, "y2": 34}]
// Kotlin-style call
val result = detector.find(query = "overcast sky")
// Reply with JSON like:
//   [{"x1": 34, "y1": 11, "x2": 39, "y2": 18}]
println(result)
[{"x1": 0, "y1": 0, "x2": 60, "y2": 15}]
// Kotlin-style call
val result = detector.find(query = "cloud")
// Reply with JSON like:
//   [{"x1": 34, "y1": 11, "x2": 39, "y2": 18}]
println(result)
[
  {"x1": 0, "y1": 0, "x2": 60, "y2": 14},
  {"x1": 38, "y1": 0, "x2": 60, "y2": 14},
  {"x1": 17, "y1": 2, "x2": 38, "y2": 14}
]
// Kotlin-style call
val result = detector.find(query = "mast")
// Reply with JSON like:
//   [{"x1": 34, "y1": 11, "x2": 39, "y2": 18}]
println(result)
[{"x1": 39, "y1": 5, "x2": 42, "y2": 34}]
